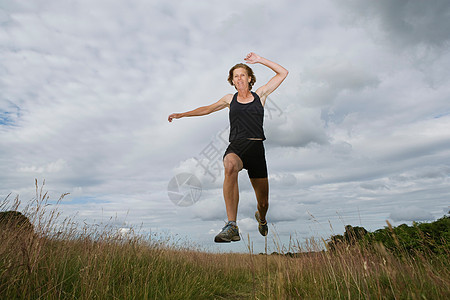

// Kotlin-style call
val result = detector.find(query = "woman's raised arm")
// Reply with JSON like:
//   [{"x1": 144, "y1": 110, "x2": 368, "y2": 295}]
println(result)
[{"x1": 245, "y1": 52, "x2": 288, "y2": 103}]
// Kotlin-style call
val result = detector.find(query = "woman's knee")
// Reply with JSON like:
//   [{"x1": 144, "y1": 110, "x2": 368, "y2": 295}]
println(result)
[{"x1": 223, "y1": 154, "x2": 242, "y2": 176}]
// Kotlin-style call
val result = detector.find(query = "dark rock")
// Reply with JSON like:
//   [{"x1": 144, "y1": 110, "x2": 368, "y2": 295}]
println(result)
[{"x1": 0, "y1": 211, "x2": 34, "y2": 232}]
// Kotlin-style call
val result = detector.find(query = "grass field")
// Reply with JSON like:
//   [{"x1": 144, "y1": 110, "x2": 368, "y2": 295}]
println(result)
[{"x1": 1, "y1": 184, "x2": 449, "y2": 299}]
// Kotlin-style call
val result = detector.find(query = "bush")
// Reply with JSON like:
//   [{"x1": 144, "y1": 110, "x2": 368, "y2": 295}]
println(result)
[{"x1": 328, "y1": 215, "x2": 450, "y2": 256}]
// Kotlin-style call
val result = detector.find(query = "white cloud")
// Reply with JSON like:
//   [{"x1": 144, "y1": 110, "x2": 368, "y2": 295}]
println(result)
[
  {"x1": 300, "y1": 59, "x2": 380, "y2": 107},
  {"x1": 270, "y1": 173, "x2": 297, "y2": 187},
  {"x1": 265, "y1": 105, "x2": 328, "y2": 147},
  {"x1": 18, "y1": 159, "x2": 67, "y2": 174}
]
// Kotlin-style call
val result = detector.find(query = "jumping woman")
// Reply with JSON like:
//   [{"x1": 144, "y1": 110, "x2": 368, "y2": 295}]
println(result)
[{"x1": 168, "y1": 52, "x2": 288, "y2": 243}]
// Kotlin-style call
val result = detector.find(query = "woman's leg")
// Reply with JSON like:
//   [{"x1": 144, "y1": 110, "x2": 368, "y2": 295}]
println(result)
[
  {"x1": 250, "y1": 177, "x2": 269, "y2": 222},
  {"x1": 223, "y1": 153, "x2": 243, "y2": 221}
]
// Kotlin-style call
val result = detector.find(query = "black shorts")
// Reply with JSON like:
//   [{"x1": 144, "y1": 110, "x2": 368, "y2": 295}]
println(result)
[{"x1": 223, "y1": 140, "x2": 268, "y2": 178}]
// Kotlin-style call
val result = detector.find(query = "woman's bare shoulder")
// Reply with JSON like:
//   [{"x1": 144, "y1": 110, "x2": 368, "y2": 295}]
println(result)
[{"x1": 220, "y1": 93, "x2": 234, "y2": 105}]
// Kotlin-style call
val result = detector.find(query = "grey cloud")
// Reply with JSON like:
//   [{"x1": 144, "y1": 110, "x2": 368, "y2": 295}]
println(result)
[
  {"x1": 300, "y1": 59, "x2": 380, "y2": 108},
  {"x1": 360, "y1": 181, "x2": 390, "y2": 191},
  {"x1": 336, "y1": 0, "x2": 450, "y2": 88},
  {"x1": 0, "y1": 101, "x2": 21, "y2": 126},
  {"x1": 339, "y1": 0, "x2": 450, "y2": 48},
  {"x1": 356, "y1": 118, "x2": 450, "y2": 168},
  {"x1": 389, "y1": 206, "x2": 434, "y2": 222},
  {"x1": 331, "y1": 141, "x2": 353, "y2": 158},
  {"x1": 389, "y1": 165, "x2": 450, "y2": 183},
  {"x1": 305, "y1": 60, "x2": 380, "y2": 92}
]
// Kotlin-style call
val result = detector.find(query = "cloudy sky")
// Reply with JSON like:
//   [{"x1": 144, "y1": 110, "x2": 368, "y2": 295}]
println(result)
[{"x1": 1, "y1": 0, "x2": 449, "y2": 253}]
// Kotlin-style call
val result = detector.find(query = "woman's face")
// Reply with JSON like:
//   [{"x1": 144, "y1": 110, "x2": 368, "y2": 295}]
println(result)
[{"x1": 232, "y1": 67, "x2": 250, "y2": 90}]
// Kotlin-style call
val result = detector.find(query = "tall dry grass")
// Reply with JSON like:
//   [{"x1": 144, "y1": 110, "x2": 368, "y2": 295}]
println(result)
[{"x1": 1, "y1": 181, "x2": 449, "y2": 299}]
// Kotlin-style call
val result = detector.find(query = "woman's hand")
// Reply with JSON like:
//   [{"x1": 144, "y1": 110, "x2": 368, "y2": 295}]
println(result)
[
  {"x1": 244, "y1": 52, "x2": 261, "y2": 64},
  {"x1": 168, "y1": 113, "x2": 182, "y2": 122}
]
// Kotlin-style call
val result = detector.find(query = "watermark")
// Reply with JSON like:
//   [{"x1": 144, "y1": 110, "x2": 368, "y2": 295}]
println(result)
[
  {"x1": 193, "y1": 126, "x2": 229, "y2": 183},
  {"x1": 167, "y1": 173, "x2": 202, "y2": 207},
  {"x1": 193, "y1": 97, "x2": 284, "y2": 182},
  {"x1": 168, "y1": 97, "x2": 284, "y2": 206}
]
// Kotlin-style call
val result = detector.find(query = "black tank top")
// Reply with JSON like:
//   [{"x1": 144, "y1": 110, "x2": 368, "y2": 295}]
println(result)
[{"x1": 229, "y1": 92, "x2": 266, "y2": 142}]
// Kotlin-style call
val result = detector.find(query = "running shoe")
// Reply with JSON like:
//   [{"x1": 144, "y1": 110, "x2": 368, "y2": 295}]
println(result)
[
  {"x1": 214, "y1": 221, "x2": 240, "y2": 243},
  {"x1": 255, "y1": 211, "x2": 268, "y2": 236}
]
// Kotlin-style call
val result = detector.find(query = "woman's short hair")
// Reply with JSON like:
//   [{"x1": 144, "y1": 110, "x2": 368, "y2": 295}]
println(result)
[{"x1": 228, "y1": 63, "x2": 256, "y2": 90}]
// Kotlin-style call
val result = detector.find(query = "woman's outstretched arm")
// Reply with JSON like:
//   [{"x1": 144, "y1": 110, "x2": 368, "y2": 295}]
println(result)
[{"x1": 168, "y1": 94, "x2": 232, "y2": 122}]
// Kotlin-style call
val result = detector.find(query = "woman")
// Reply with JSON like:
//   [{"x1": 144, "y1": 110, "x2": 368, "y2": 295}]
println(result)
[{"x1": 168, "y1": 52, "x2": 288, "y2": 243}]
